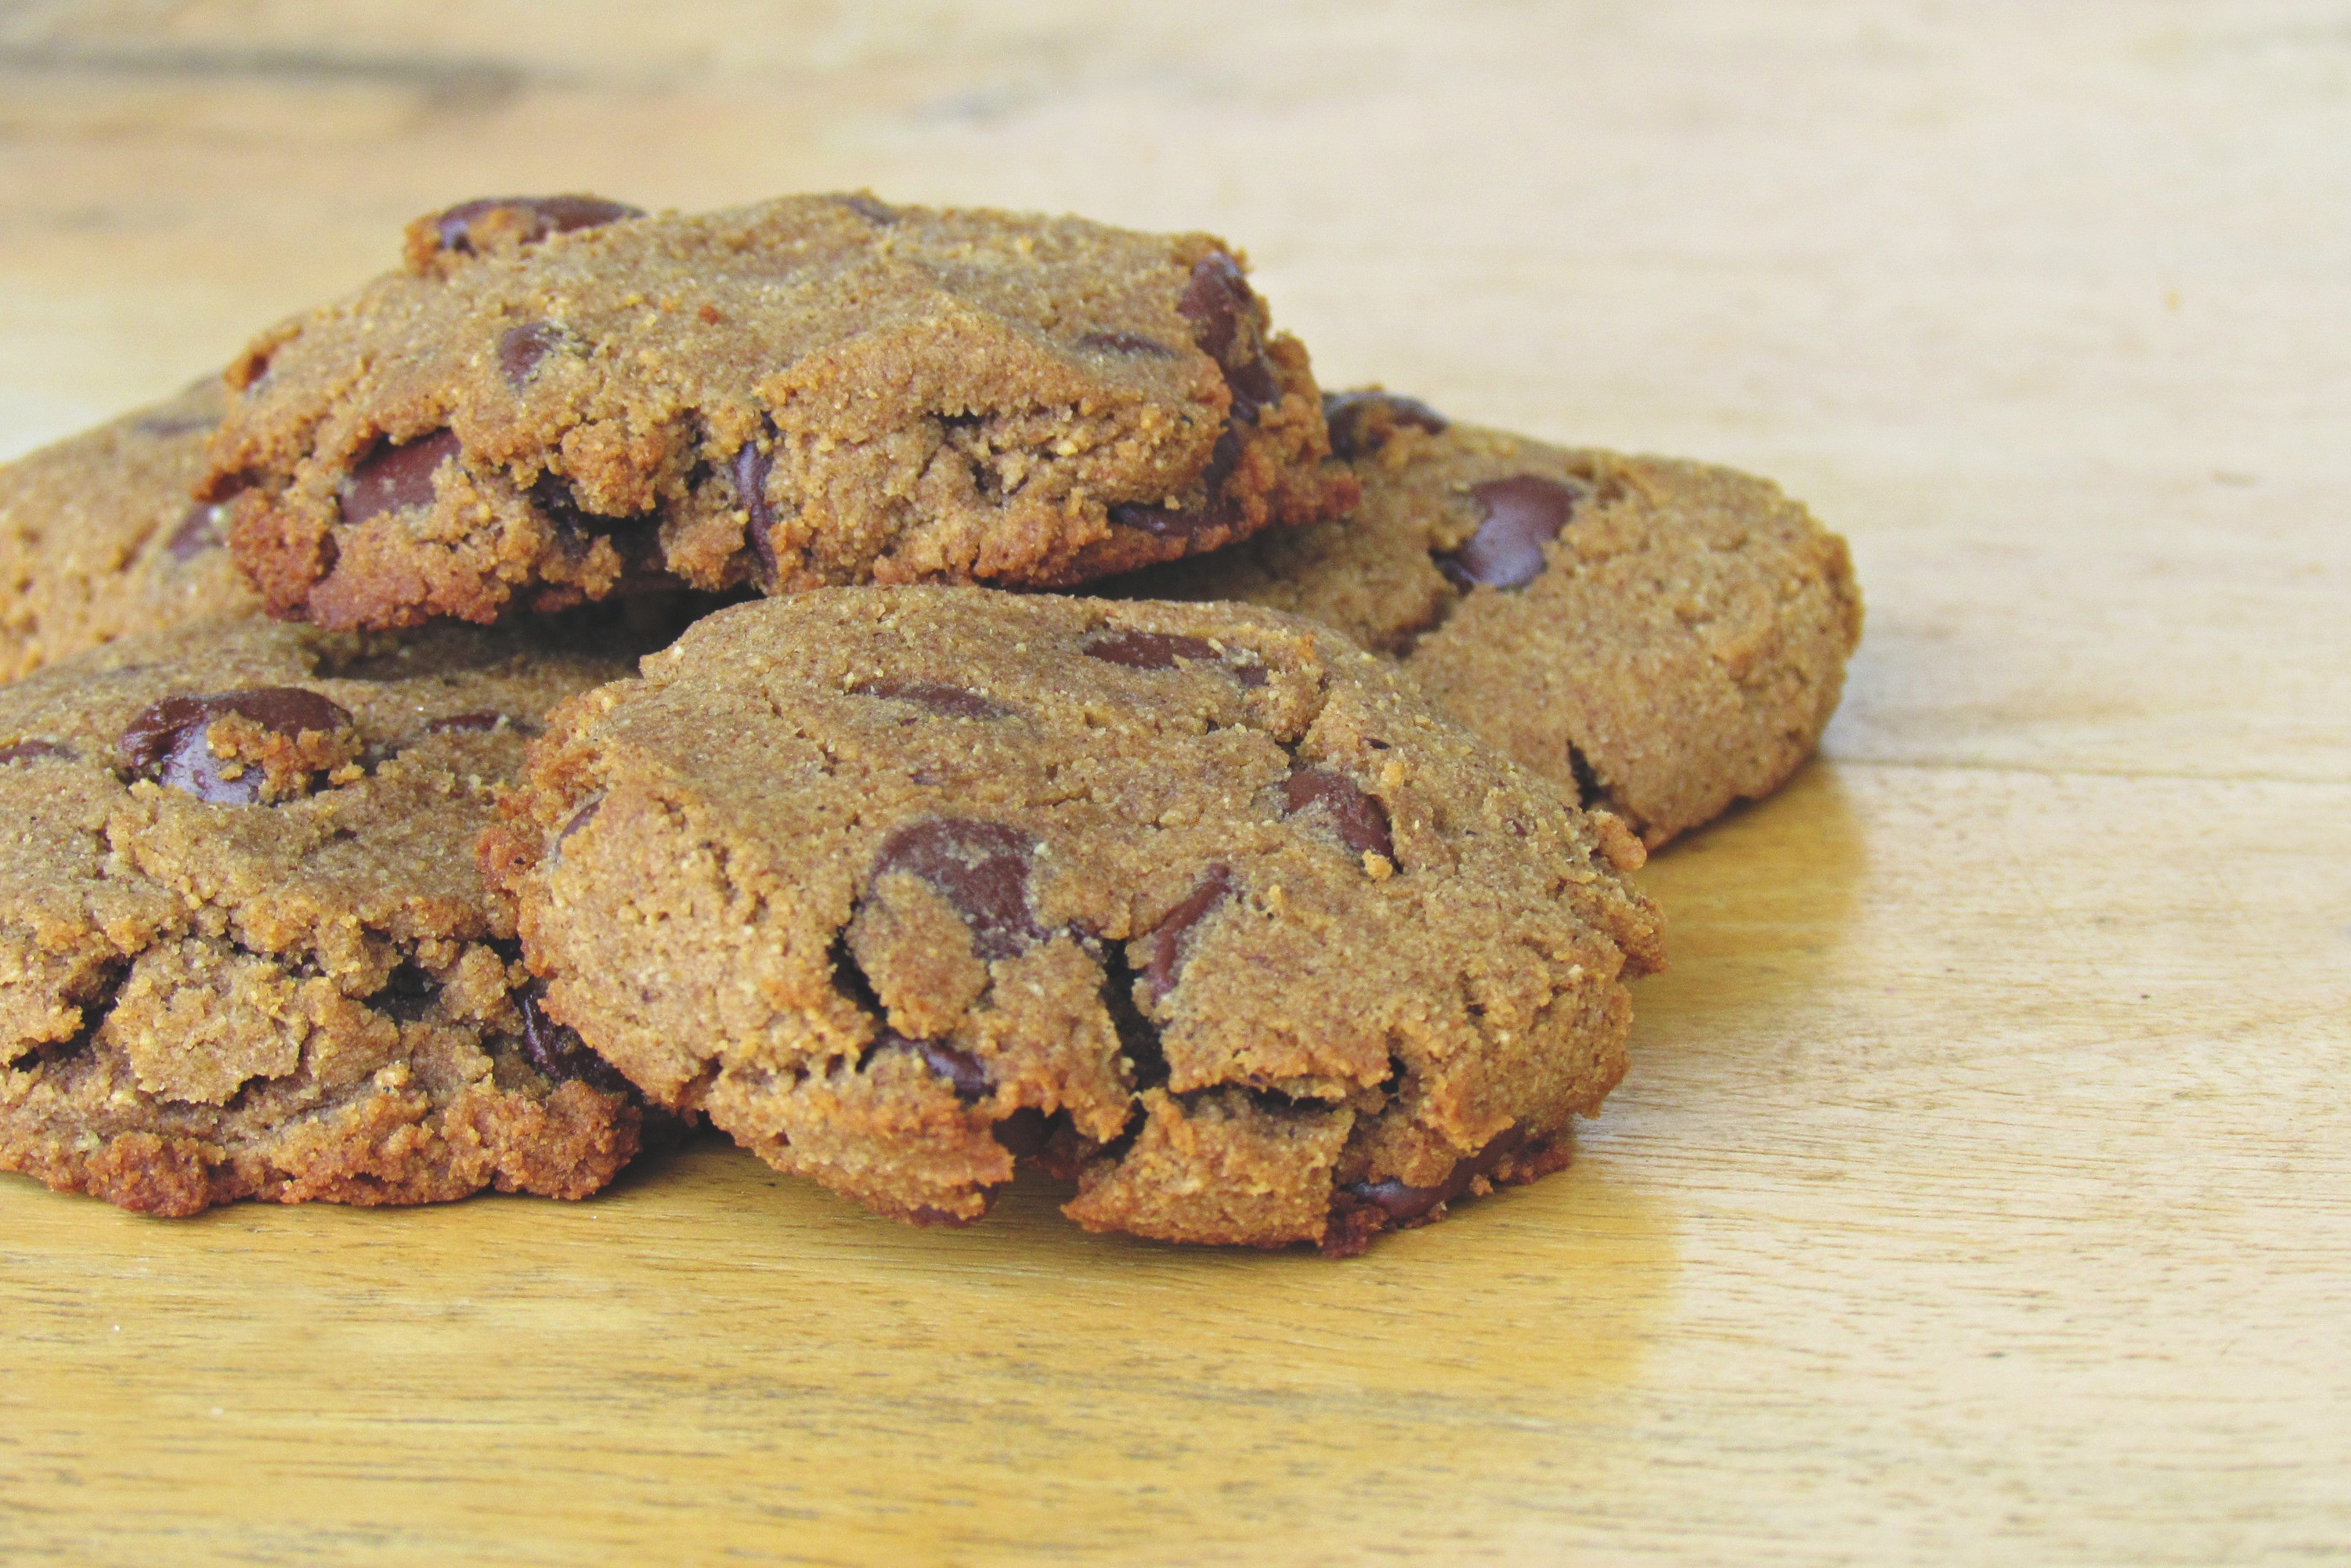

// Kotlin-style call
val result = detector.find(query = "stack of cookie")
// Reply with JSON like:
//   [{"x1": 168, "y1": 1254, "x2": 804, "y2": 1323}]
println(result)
[{"x1": 0, "y1": 193, "x2": 1859, "y2": 1254}]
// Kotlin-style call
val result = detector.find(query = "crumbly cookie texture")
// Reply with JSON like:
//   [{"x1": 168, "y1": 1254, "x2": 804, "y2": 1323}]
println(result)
[
  {"x1": 0, "y1": 614, "x2": 663, "y2": 1216},
  {"x1": 0, "y1": 379, "x2": 258, "y2": 681},
  {"x1": 484, "y1": 586, "x2": 1663, "y2": 1254},
  {"x1": 204, "y1": 192, "x2": 1353, "y2": 630},
  {"x1": 1112, "y1": 392, "x2": 1865, "y2": 845}
]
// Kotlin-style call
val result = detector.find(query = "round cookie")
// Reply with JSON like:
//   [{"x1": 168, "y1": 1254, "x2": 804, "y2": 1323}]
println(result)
[
  {"x1": 1113, "y1": 392, "x2": 1865, "y2": 845},
  {"x1": 0, "y1": 613, "x2": 663, "y2": 1216},
  {"x1": 205, "y1": 192, "x2": 1354, "y2": 630},
  {"x1": 484, "y1": 587, "x2": 1663, "y2": 1254},
  {"x1": 0, "y1": 378, "x2": 258, "y2": 681}
]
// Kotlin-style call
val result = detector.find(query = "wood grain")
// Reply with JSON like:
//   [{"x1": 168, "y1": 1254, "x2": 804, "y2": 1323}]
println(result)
[{"x1": 2, "y1": 2, "x2": 2345, "y2": 1562}]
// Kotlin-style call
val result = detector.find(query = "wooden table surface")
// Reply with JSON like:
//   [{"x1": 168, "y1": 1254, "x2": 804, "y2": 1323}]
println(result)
[{"x1": 3, "y1": 3, "x2": 2346, "y2": 1563}]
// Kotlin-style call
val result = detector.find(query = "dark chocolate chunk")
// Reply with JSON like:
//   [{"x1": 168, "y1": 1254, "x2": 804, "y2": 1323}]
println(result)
[
  {"x1": 0, "y1": 740, "x2": 69, "y2": 766},
  {"x1": 162, "y1": 504, "x2": 224, "y2": 562},
  {"x1": 1178, "y1": 253, "x2": 1254, "y2": 365},
  {"x1": 118, "y1": 688, "x2": 352, "y2": 804},
  {"x1": 1321, "y1": 391, "x2": 1448, "y2": 461},
  {"x1": 912, "y1": 1038, "x2": 991, "y2": 1104},
  {"x1": 515, "y1": 981, "x2": 630, "y2": 1093},
  {"x1": 851, "y1": 679, "x2": 1006, "y2": 721},
  {"x1": 1281, "y1": 766, "x2": 1395, "y2": 864},
  {"x1": 1433, "y1": 475, "x2": 1576, "y2": 591},
  {"x1": 341, "y1": 429, "x2": 460, "y2": 526},
  {"x1": 732, "y1": 421, "x2": 780, "y2": 588},
  {"x1": 869, "y1": 818, "x2": 1040, "y2": 963},
  {"x1": 1143, "y1": 865, "x2": 1235, "y2": 999},
  {"x1": 1339, "y1": 1125, "x2": 1529, "y2": 1224},
  {"x1": 498, "y1": 322, "x2": 562, "y2": 388},
  {"x1": 1077, "y1": 330, "x2": 1178, "y2": 358},
  {"x1": 553, "y1": 795, "x2": 603, "y2": 861},
  {"x1": 432, "y1": 195, "x2": 642, "y2": 255}
]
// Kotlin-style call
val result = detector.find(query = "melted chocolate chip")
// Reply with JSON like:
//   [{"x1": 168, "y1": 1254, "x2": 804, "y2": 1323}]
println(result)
[
  {"x1": 869, "y1": 818, "x2": 1040, "y2": 963},
  {"x1": 1143, "y1": 865, "x2": 1234, "y2": 999},
  {"x1": 851, "y1": 679, "x2": 1006, "y2": 721},
  {"x1": 1077, "y1": 330, "x2": 1178, "y2": 358},
  {"x1": 118, "y1": 688, "x2": 352, "y2": 804},
  {"x1": 1179, "y1": 253, "x2": 1254, "y2": 364},
  {"x1": 498, "y1": 322, "x2": 562, "y2": 388},
  {"x1": 432, "y1": 195, "x2": 642, "y2": 255},
  {"x1": 1281, "y1": 767, "x2": 1395, "y2": 864},
  {"x1": 1083, "y1": 630, "x2": 1221, "y2": 670},
  {"x1": 732, "y1": 421, "x2": 780, "y2": 588},
  {"x1": 515, "y1": 982, "x2": 630, "y2": 1093},
  {"x1": 837, "y1": 193, "x2": 900, "y2": 226},
  {"x1": 1433, "y1": 475, "x2": 1576, "y2": 591},
  {"x1": 553, "y1": 796, "x2": 602, "y2": 860},
  {"x1": 1321, "y1": 391, "x2": 1449, "y2": 461},
  {"x1": 912, "y1": 1038, "x2": 991, "y2": 1104},
  {"x1": 1340, "y1": 1125, "x2": 1529, "y2": 1223},
  {"x1": 341, "y1": 429, "x2": 460, "y2": 526},
  {"x1": 1109, "y1": 424, "x2": 1244, "y2": 540},
  {"x1": 1177, "y1": 253, "x2": 1280, "y2": 418},
  {"x1": 162, "y1": 504, "x2": 224, "y2": 562},
  {"x1": 0, "y1": 740, "x2": 68, "y2": 765}
]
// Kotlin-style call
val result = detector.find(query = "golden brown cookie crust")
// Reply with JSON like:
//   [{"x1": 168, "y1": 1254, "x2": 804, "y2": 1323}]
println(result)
[
  {"x1": 487, "y1": 586, "x2": 1662, "y2": 1252},
  {"x1": 0, "y1": 615, "x2": 660, "y2": 1215},
  {"x1": 1112, "y1": 394, "x2": 1865, "y2": 845},
  {"x1": 206, "y1": 193, "x2": 1352, "y2": 630},
  {"x1": 0, "y1": 379, "x2": 258, "y2": 681}
]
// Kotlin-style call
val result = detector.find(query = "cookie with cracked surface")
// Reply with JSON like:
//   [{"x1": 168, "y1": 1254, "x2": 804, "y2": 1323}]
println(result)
[
  {"x1": 204, "y1": 191, "x2": 1353, "y2": 630},
  {"x1": 0, "y1": 378, "x2": 258, "y2": 681},
  {"x1": 1111, "y1": 392, "x2": 1864, "y2": 845},
  {"x1": 0, "y1": 612, "x2": 664, "y2": 1216},
  {"x1": 483, "y1": 586, "x2": 1663, "y2": 1253}
]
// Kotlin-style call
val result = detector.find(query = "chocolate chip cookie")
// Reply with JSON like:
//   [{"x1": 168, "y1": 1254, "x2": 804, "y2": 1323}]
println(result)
[
  {"x1": 0, "y1": 378, "x2": 258, "y2": 681},
  {"x1": 1114, "y1": 392, "x2": 1864, "y2": 844},
  {"x1": 484, "y1": 587, "x2": 1663, "y2": 1253},
  {"x1": 205, "y1": 193, "x2": 1353, "y2": 630},
  {"x1": 0, "y1": 613, "x2": 662, "y2": 1216}
]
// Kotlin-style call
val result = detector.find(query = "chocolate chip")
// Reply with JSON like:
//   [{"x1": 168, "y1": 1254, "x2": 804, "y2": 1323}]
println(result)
[
  {"x1": 1109, "y1": 424, "x2": 1244, "y2": 540},
  {"x1": 1339, "y1": 1125, "x2": 1529, "y2": 1224},
  {"x1": 341, "y1": 429, "x2": 460, "y2": 526},
  {"x1": 732, "y1": 421, "x2": 779, "y2": 588},
  {"x1": 1143, "y1": 865, "x2": 1234, "y2": 999},
  {"x1": 515, "y1": 981, "x2": 630, "y2": 1093},
  {"x1": 1281, "y1": 767, "x2": 1394, "y2": 864},
  {"x1": 118, "y1": 688, "x2": 353, "y2": 804},
  {"x1": 851, "y1": 679, "x2": 1006, "y2": 721},
  {"x1": 1177, "y1": 253, "x2": 1280, "y2": 418},
  {"x1": 1432, "y1": 475, "x2": 1576, "y2": 591},
  {"x1": 869, "y1": 818, "x2": 1040, "y2": 963},
  {"x1": 837, "y1": 193, "x2": 900, "y2": 226},
  {"x1": 1178, "y1": 253, "x2": 1253, "y2": 364},
  {"x1": 1567, "y1": 746, "x2": 1604, "y2": 809},
  {"x1": 162, "y1": 504, "x2": 223, "y2": 562},
  {"x1": 432, "y1": 195, "x2": 642, "y2": 255},
  {"x1": 1082, "y1": 630, "x2": 1220, "y2": 670},
  {"x1": 1076, "y1": 330, "x2": 1177, "y2": 358},
  {"x1": 133, "y1": 412, "x2": 218, "y2": 439},
  {"x1": 553, "y1": 795, "x2": 602, "y2": 860},
  {"x1": 912, "y1": 1038, "x2": 991, "y2": 1104},
  {"x1": 1322, "y1": 391, "x2": 1448, "y2": 461},
  {"x1": 0, "y1": 740, "x2": 68, "y2": 766},
  {"x1": 498, "y1": 322, "x2": 562, "y2": 388}
]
